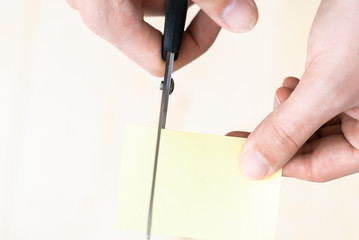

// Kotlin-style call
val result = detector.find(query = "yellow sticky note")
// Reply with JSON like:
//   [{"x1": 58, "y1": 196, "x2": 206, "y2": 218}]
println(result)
[{"x1": 116, "y1": 125, "x2": 281, "y2": 240}]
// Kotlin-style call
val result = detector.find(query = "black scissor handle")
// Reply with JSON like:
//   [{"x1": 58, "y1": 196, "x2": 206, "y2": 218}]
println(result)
[{"x1": 162, "y1": 0, "x2": 188, "y2": 60}]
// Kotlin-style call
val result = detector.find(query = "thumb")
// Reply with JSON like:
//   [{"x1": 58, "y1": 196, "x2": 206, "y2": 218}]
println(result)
[
  {"x1": 193, "y1": 0, "x2": 258, "y2": 33},
  {"x1": 239, "y1": 77, "x2": 338, "y2": 180}
]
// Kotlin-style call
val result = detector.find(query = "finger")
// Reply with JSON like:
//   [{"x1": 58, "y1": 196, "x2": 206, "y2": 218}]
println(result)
[
  {"x1": 273, "y1": 77, "x2": 299, "y2": 109},
  {"x1": 282, "y1": 77, "x2": 299, "y2": 90},
  {"x1": 283, "y1": 135, "x2": 359, "y2": 182},
  {"x1": 238, "y1": 76, "x2": 339, "y2": 180},
  {"x1": 307, "y1": 132, "x2": 320, "y2": 142},
  {"x1": 72, "y1": 1, "x2": 167, "y2": 76},
  {"x1": 66, "y1": 0, "x2": 77, "y2": 9},
  {"x1": 141, "y1": 0, "x2": 166, "y2": 15},
  {"x1": 322, "y1": 115, "x2": 341, "y2": 127},
  {"x1": 345, "y1": 107, "x2": 359, "y2": 120},
  {"x1": 142, "y1": 0, "x2": 195, "y2": 16},
  {"x1": 274, "y1": 80, "x2": 319, "y2": 142},
  {"x1": 174, "y1": 10, "x2": 221, "y2": 71},
  {"x1": 193, "y1": 0, "x2": 258, "y2": 33},
  {"x1": 274, "y1": 87, "x2": 293, "y2": 109},
  {"x1": 311, "y1": 117, "x2": 341, "y2": 142},
  {"x1": 226, "y1": 131, "x2": 251, "y2": 138},
  {"x1": 317, "y1": 124, "x2": 342, "y2": 137},
  {"x1": 341, "y1": 113, "x2": 359, "y2": 149},
  {"x1": 73, "y1": 1, "x2": 221, "y2": 76}
]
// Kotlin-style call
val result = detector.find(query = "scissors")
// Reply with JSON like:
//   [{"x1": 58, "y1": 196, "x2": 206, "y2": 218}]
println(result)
[{"x1": 146, "y1": 0, "x2": 188, "y2": 239}]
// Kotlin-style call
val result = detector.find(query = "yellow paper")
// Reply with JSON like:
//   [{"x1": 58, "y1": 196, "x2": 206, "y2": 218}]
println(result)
[{"x1": 116, "y1": 125, "x2": 281, "y2": 240}]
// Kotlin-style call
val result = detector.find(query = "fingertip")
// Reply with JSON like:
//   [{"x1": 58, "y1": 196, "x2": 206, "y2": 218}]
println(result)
[
  {"x1": 275, "y1": 87, "x2": 294, "y2": 105},
  {"x1": 239, "y1": 148, "x2": 271, "y2": 180},
  {"x1": 282, "y1": 77, "x2": 300, "y2": 90},
  {"x1": 273, "y1": 92, "x2": 281, "y2": 110},
  {"x1": 274, "y1": 87, "x2": 294, "y2": 110},
  {"x1": 222, "y1": 0, "x2": 258, "y2": 33},
  {"x1": 273, "y1": 77, "x2": 298, "y2": 110},
  {"x1": 238, "y1": 106, "x2": 310, "y2": 182}
]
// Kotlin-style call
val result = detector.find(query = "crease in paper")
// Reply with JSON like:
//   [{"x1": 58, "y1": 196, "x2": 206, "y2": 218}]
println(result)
[{"x1": 116, "y1": 125, "x2": 281, "y2": 240}]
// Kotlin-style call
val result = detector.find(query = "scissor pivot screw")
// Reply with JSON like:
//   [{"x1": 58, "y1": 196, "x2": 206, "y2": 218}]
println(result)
[{"x1": 160, "y1": 78, "x2": 175, "y2": 95}]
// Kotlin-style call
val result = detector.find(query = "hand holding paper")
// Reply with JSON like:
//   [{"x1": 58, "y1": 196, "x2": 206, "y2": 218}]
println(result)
[{"x1": 116, "y1": 125, "x2": 281, "y2": 240}]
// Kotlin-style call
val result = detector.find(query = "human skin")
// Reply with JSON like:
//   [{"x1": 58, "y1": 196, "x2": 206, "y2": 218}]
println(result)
[
  {"x1": 67, "y1": 0, "x2": 359, "y2": 182},
  {"x1": 230, "y1": 0, "x2": 359, "y2": 182},
  {"x1": 65, "y1": 0, "x2": 258, "y2": 76}
]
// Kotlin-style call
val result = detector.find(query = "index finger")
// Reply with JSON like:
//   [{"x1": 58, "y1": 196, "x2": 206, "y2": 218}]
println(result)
[{"x1": 68, "y1": 0, "x2": 258, "y2": 76}]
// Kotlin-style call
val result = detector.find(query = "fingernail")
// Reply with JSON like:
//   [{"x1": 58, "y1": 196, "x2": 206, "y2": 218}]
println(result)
[
  {"x1": 222, "y1": 0, "x2": 257, "y2": 32},
  {"x1": 273, "y1": 94, "x2": 281, "y2": 109},
  {"x1": 240, "y1": 149, "x2": 271, "y2": 180}
]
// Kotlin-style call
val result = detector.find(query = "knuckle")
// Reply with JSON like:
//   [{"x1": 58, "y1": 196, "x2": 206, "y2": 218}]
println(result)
[
  {"x1": 271, "y1": 122, "x2": 299, "y2": 150},
  {"x1": 262, "y1": 121, "x2": 300, "y2": 162}
]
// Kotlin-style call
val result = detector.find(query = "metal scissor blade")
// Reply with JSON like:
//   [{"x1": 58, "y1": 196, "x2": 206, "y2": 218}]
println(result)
[{"x1": 146, "y1": 51, "x2": 175, "y2": 240}]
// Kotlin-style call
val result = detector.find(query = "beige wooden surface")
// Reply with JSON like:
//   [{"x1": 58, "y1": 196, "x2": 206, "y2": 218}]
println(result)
[{"x1": 1, "y1": 1, "x2": 359, "y2": 239}]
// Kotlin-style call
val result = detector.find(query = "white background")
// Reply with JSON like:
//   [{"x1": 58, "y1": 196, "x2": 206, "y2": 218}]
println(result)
[{"x1": 1, "y1": 0, "x2": 359, "y2": 239}]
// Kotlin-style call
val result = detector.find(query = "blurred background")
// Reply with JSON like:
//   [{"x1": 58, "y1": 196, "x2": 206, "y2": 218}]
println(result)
[{"x1": 1, "y1": 0, "x2": 359, "y2": 239}]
